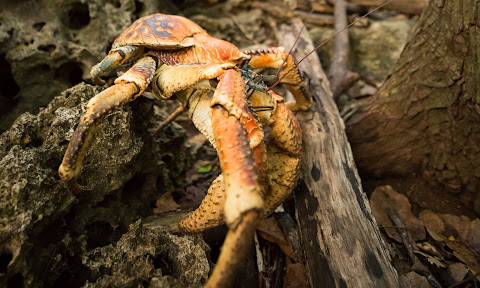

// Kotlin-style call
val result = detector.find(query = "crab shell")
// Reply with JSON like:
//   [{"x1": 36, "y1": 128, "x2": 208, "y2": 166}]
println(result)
[
  {"x1": 112, "y1": 14, "x2": 246, "y2": 65},
  {"x1": 112, "y1": 14, "x2": 207, "y2": 49}
]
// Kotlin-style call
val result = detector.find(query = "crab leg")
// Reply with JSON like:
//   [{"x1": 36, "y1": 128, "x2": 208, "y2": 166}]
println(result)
[
  {"x1": 205, "y1": 69, "x2": 265, "y2": 287},
  {"x1": 244, "y1": 47, "x2": 312, "y2": 111},
  {"x1": 58, "y1": 56, "x2": 157, "y2": 193},
  {"x1": 179, "y1": 109, "x2": 266, "y2": 232},
  {"x1": 90, "y1": 45, "x2": 141, "y2": 85},
  {"x1": 263, "y1": 101, "x2": 302, "y2": 215}
]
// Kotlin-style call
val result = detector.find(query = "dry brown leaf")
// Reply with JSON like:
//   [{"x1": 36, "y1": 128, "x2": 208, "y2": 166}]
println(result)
[
  {"x1": 398, "y1": 271, "x2": 430, "y2": 288},
  {"x1": 414, "y1": 250, "x2": 446, "y2": 268},
  {"x1": 153, "y1": 191, "x2": 180, "y2": 214},
  {"x1": 440, "y1": 214, "x2": 472, "y2": 244},
  {"x1": 174, "y1": 186, "x2": 205, "y2": 209},
  {"x1": 468, "y1": 219, "x2": 480, "y2": 254},
  {"x1": 283, "y1": 262, "x2": 308, "y2": 288},
  {"x1": 448, "y1": 262, "x2": 469, "y2": 282},
  {"x1": 421, "y1": 210, "x2": 480, "y2": 255},
  {"x1": 450, "y1": 242, "x2": 480, "y2": 281},
  {"x1": 420, "y1": 210, "x2": 480, "y2": 281},
  {"x1": 419, "y1": 210, "x2": 446, "y2": 241},
  {"x1": 257, "y1": 217, "x2": 297, "y2": 261},
  {"x1": 416, "y1": 242, "x2": 444, "y2": 259},
  {"x1": 370, "y1": 185, "x2": 426, "y2": 242}
]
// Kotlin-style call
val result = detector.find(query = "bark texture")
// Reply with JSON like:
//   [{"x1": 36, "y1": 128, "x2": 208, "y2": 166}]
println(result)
[
  {"x1": 346, "y1": 0, "x2": 480, "y2": 212},
  {"x1": 277, "y1": 20, "x2": 399, "y2": 288},
  {"x1": 349, "y1": 0, "x2": 428, "y2": 15}
]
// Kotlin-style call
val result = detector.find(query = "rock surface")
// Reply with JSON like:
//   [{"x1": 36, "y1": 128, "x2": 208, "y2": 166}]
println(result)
[
  {"x1": 0, "y1": 0, "x2": 178, "y2": 132},
  {"x1": 309, "y1": 18, "x2": 415, "y2": 85},
  {"x1": 0, "y1": 0, "x2": 267, "y2": 132},
  {"x1": 0, "y1": 82, "x2": 209, "y2": 287}
]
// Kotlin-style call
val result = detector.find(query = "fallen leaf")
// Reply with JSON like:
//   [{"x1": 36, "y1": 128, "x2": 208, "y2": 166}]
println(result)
[
  {"x1": 440, "y1": 214, "x2": 471, "y2": 244},
  {"x1": 198, "y1": 164, "x2": 212, "y2": 173},
  {"x1": 414, "y1": 250, "x2": 446, "y2": 268},
  {"x1": 419, "y1": 210, "x2": 445, "y2": 241},
  {"x1": 448, "y1": 262, "x2": 469, "y2": 282},
  {"x1": 257, "y1": 217, "x2": 297, "y2": 261},
  {"x1": 416, "y1": 242, "x2": 444, "y2": 259},
  {"x1": 153, "y1": 191, "x2": 180, "y2": 214},
  {"x1": 420, "y1": 210, "x2": 480, "y2": 281},
  {"x1": 173, "y1": 186, "x2": 205, "y2": 209},
  {"x1": 283, "y1": 262, "x2": 308, "y2": 288},
  {"x1": 451, "y1": 243, "x2": 480, "y2": 281},
  {"x1": 468, "y1": 219, "x2": 480, "y2": 254},
  {"x1": 370, "y1": 185, "x2": 426, "y2": 242},
  {"x1": 398, "y1": 271, "x2": 430, "y2": 288}
]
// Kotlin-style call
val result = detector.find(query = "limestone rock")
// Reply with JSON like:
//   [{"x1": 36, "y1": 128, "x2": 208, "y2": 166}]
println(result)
[{"x1": 0, "y1": 82, "x2": 207, "y2": 287}]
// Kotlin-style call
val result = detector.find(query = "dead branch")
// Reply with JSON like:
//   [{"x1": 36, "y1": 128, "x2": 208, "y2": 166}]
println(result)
[{"x1": 276, "y1": 19, "x2": 399, "y2": 287}]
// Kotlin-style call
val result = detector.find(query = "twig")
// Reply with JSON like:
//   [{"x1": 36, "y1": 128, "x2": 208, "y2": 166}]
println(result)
[
  {"x1": 152, "y1": 105, "x2": 185, "y2": 134},
  {"x1": 326, "y1": 0, "x2": 367, "y2": 14},
  {"x1": 273, "y1": 255, "x2": 285, "y2": 288},
  {"x1": 384, "y1": 203, "x2": 443, "y2": 288},
  {"x1": 329, "y1": 0, "x2": 350, "y2": 98},
  {"x1": 276, "y1": 212, "x2": 301, "y2": 261},
  {"x1": 251, "y1": 2, "x2": 335, "y2": 26}
]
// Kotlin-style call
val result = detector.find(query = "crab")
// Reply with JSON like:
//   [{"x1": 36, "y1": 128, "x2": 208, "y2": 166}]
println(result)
[{"x1": 58, "y1": 14, "x2": 312, "y2": 287}]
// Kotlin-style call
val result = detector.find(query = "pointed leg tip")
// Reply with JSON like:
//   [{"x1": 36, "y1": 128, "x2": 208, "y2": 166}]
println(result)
[{"x1": 63, "y1": 178, "x2": 93, "y2": 197}]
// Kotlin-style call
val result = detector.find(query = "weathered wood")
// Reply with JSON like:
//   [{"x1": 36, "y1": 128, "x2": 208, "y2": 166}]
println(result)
[
  {"x1": 276, "y1": 20, "x2": 399, "y2": 287},
  {"x1": 329, "y1": 0, "x2": 351, "y2": 98},
  {"x1": 349, "y1": 0, "x2": 427, "y2": 15}
]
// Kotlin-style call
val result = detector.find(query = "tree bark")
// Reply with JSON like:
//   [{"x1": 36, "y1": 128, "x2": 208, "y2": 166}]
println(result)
[
  {"x1": 277, "y1": 20, "x2": 399, "y2": 288},
  {"x1": 346, "y1": 0, "x2": 480, "y2": 213}
]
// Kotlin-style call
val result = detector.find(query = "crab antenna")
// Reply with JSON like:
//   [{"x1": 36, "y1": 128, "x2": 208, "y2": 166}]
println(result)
[
  {"x1": 268, "y1": 0, "x2": 394, "y2": 91},
  {"x1": 273, "y1": 11, "x2": 311, "y2": 80}
]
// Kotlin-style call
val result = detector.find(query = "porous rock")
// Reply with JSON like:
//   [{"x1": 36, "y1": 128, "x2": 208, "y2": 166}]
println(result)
[
  {"x1": 0, "y1": 82, "x2": 209, "y2": 287},
  {"x1": 309, "y1": 18, "x2": 415, "y2": 84},
  {"x1": 82, "y1": 221, "x2": 209, "y2": 288},
  {"x1": 0, "y1": 0, "x2": 176, "y2": 132}
]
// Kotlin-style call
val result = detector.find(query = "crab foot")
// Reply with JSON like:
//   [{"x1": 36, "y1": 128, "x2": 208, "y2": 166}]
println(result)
[{"x1": 63, "y1": 178, "x2": 93, "y2": 197}]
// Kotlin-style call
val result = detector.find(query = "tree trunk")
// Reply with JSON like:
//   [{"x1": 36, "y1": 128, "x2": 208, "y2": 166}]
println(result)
[
  {"x1": 277, "y1": 20, "x2": 400, "y2": 288},
  {"x1": 346, "y1": 0, "x2": 480, "y2": 213}
]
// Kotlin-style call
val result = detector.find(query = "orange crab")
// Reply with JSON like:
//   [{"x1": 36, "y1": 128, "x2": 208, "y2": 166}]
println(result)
[{"x1": 58, "y1": 14, "x2": 312, "y2": 287}]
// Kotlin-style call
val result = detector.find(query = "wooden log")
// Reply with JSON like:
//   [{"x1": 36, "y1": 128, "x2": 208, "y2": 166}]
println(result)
[
  {"x1": 276, "y1": 19, "x2": 399, "y2": 287},
  {"x1": 349, "y1": 0, "x2": 427, "y2": 15}
]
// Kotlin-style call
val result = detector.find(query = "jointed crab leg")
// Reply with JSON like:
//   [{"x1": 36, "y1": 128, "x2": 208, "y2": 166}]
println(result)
[
  {"x1": 244, "y1": 47, "x2": 312, "y2": 111},
  {"x1": 179, "y1": 109, "x2": 267, "y2": 232},
  {"x1": 263, "y1": 100, "x2": 302, "y2": 215},
  {"x1": 58, "y1": 56, "x2": 157, "y2": 191},
  {"x1": 205, "y1": 69, "x2": 264, "y2": 287}
]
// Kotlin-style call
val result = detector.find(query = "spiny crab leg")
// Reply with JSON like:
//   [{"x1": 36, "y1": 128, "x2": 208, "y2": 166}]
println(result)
[
  {"x1": 205, "y1": 69, "x2": 265, "y2": 287},
  {"x1": 179, "y1": 109, "x2": 267, "y2": 232},
  {"x1": 263, "y1": 99, "x2": 302, "y2": 215},
  {"x1": 58, "y1": 56, "x2": 157, "y2": 194}
]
